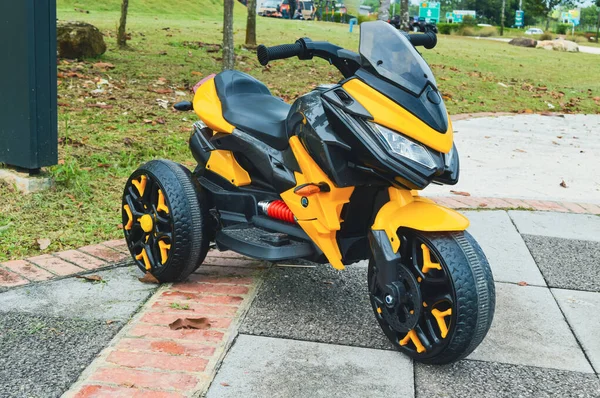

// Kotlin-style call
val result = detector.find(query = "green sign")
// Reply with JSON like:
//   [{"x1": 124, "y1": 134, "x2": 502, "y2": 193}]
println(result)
[
  {"x1": 446, "y1": 10, "x2": 476, "y2": 23},
  {"x1": 515, "y1": 10, "x2": 524, "y2": 27},
  {"x1": 418, "y1": 2, "x2": 440, "y2": 23}
]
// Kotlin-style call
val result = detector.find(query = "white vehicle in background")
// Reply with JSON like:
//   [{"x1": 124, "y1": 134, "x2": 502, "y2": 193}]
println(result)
[{"x1": 525, "y1": 28, "x2": 544, "y2": 35}]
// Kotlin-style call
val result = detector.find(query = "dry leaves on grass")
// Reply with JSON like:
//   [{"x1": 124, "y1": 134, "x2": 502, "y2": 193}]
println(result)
[
  {"x1": 450, "y1": 190, "x2": 471, "y2": 197},
  {"x1": 76, "y1": 274, "x2": 103, "y2": 282},
  {"x1": 169, "y1": 317, "x2": 211, "y2": 330},
  {"x1": 37, "y1": 238, "x2": 51, "y2": 250},
  {"x1": 139, "y1": 272, "x2": 160, "y2": 284}
]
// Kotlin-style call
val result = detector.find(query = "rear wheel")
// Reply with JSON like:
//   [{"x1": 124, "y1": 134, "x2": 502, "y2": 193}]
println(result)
[
  {"x1": 368, "y1": 229, "x2": 495, "y2": 364},
  {"x1": 122, "y1": 160, "x2": 210, "y2": 282}
]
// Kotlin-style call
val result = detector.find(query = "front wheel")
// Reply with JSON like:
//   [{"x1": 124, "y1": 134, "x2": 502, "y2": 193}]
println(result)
[{"x1": 368, "y1": 229, "x2": 495, "y2": 364}]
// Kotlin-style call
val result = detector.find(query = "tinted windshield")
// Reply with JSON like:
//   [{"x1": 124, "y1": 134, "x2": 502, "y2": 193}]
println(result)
[{"x1": 359, "y1": 21, "x2": 435, "y2": 95}]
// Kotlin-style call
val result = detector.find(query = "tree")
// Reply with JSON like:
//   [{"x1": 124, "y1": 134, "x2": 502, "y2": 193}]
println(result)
[
  {"x1": 400, "y1": 0, "x2": 410, "y2": 31},
  {"x1": 245, "y1": 0, "x2": 257, "y2": 47},
  {"x1": 117, "y1": 0, "x2": 129, "y2": 48},
  {"x1": 500, "y1": 0, "x2": 506, "y2": 35},
  {"x1": 596, "y1": 0, "x2": 600, "y2": 43},
  {"x1": 379, "y1": 0, "x2": 390, "y2": 21},
  {"x1": 524, "y1": 0, "x2": 575, "y2": 31},
  {"x1": 223, "y1": 0, "x2": 235, "y2": 70}
]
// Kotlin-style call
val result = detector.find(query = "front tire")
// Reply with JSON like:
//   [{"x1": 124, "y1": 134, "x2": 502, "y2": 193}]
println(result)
[
  {"x1": 122, "y1": 160, "x2": 210, "y2": 282},
  {"x1": 368, "y1": 229, "x2": 495, "y2": 364}
]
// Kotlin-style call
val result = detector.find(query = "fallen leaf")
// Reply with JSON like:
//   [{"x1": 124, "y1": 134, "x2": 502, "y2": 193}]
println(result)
[
  {"x1": 93, "y1": 62, "x2": 115, "y2": 70},
  {"x1": 517, "y1": 281, "x2": 528, "y2": 286},
  {"x1": 76, "y1": 274, "x2": 103, "y2": 282},
  {"x1": 106, "y1": 320, "x2": 114, "y2": 325},
  {"x1": 191, "y1": 71, "x2": 203, "y2": 76},
  {"x1": 168, "y1": 317, "x2": 211, "y2": 330},
  {"x1": 560, "y1": 180, "x2": 568, "y2": 188},
  {"x1": 117, "y1": 223, "x2": 123, "y2": 229},
  {"x1": 97, "y1": 163, "x2": 111, "y2": 168},
  {"x1": 58, "y1": 159, "x2": 65, "y2": 165},
  {"x1": 37, "y1": 238, "x2": 51, "y2": 250},
  {"x1": 513, "y1": 149, "x2": 527, "y2": 153},
  {"x1": 450, "y1": 190, "x2": 471, "y2": 196},
  {"x1": 478, "y1": 203, "x2": 488, "y2": 207},
  {"x1": 220, "y1": 382, "x2": 230, "y2": 387},
  {"x1": 158, "y1": 50, "x2": 168, "y2": 55},
  {"x1": 86, "y1": 103, "x2": 113, "y2": 109},
  {"x1": 523, "y1": 109, "x2": 533, "y2": 114},
  {"x1": 139, "y1": 272, "x2": 160, "y2": 284}
]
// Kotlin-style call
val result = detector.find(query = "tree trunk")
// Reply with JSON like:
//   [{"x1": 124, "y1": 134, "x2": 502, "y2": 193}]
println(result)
[
  {"x1": 245, "y1": 0, "x2": 257, "y2": 47},
  {"x1": 500, "y1": 0, "x2": 505, "y2": 36},
  {"x1": 379, "y1": 0, "x2": 390, "y2": 21},
  {"x1": 117, "y1": 0, "x2": 129, "y2": 48},
  {"x1": 596, "y1": 11, "x2": 599, "y2": 43},
  {"x1": 223, "y1": 0, "x2": 235, "y2": 71},
  {"x1": 400, "y1": 0, "x2": 410, "y2": 31},
  {"x1": 545, "y1": 16, "x2": 550, "y2": 31}
]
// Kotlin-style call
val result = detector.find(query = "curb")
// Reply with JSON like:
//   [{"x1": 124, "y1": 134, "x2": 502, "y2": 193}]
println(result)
[
  {"x1": 63, "y1": 252, "x2": 266, "y2": 398},
  {"x1": 1, "y1": 197, "x2": 598, "y2": 289}
]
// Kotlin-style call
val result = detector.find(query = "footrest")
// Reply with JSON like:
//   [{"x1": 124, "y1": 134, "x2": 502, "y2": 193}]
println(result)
[{"x1": 215, "y1": 223, "x2": 314, "y2": 261}]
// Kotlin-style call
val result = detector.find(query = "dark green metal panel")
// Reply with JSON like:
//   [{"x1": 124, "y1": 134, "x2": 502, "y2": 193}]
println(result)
[{"x1": 0, "y1": 0, "x2": 57, "y2": 170}]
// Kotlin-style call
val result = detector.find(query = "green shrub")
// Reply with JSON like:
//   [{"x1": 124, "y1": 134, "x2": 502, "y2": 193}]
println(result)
[
  {"x1": 538, "y1": 32, "x2": 553, "y2": 40},
  {"x1": 437, "y1": 23, "x2": 456, "y2": 35},
  {"x1": 478, "y1": 26, "x2": 498, "y2": 37},
  {"x1": 556, "y1": 24, "x2": 569, "y2": 34},
  {"x1": 458, "y1": 26, "x2": 476, "y2": 36},
  {"x1": 461, "y1": 15, "x2": 477, "y2": 27}
]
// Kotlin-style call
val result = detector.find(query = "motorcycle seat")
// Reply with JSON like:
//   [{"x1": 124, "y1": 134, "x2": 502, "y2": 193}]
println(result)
[{"x1": 214, "y1": 71, "x2": 291, "y2": 150}]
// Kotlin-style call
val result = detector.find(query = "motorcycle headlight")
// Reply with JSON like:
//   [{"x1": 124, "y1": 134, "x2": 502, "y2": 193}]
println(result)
[{"x1": 370, "y1": 123, "x2": 437, "y2": 169}]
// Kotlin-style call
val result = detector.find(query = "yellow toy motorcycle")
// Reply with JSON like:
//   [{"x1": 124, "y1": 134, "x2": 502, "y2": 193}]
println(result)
[{"x1": 122, "y1": 21, "x2": 495, "y2": 364}]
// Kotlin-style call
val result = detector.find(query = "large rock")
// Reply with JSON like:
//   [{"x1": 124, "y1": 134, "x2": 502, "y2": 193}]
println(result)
[
  {"x1": 509, "y1": 37, "x2": 537, "y2": 48},
  {"x1": 57, "y1": 21, "x2": 106, "y2": 59},
  {"x1": 536, "y1": 39, "x2": 579, "y2": 52}
]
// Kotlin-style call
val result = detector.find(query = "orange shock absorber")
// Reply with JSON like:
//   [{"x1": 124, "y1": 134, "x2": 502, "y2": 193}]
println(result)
[{"x1": 258, "y1": 200, "x2": 295, "y2": 223}]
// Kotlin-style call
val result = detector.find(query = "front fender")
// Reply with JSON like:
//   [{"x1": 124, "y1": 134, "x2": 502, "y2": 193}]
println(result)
[{"x1": 372, "y1": 187, "x2": 469, "y2": 253}]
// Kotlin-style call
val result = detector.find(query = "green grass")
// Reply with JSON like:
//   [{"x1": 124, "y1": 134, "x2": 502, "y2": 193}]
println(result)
[{"x1": 0, "y1": 5, "x2": 599, "y2": 261}]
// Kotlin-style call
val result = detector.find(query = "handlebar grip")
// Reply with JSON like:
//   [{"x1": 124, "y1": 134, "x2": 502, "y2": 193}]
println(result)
[
  {"x1": 407, "y1": 32, "x2": 437, "y2": 49},
  {"x1": 257, "y1": 42, "x2": 304, "y2": 66}
]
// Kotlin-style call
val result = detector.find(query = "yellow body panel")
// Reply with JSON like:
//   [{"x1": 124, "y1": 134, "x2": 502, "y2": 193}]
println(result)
[
  {"x1": 342, "y1": 79, "x2": 453, "y2": 153},
  {"x1": 280, "y1": 136, "x2": 355, "y2": 270},
  {"x1": 372, "y1": 187, "x2": 469, "y2": 252},
  {"x1": 206, "y1": 150, "x2": 251, "y2": 187},
  {"x1": 192, "y1": 78, "x2": 234, "y2": 133}
]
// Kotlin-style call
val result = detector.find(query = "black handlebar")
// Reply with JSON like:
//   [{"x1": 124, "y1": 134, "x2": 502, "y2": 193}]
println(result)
[
  {"x1": 406, "y1": 31, "x2": 437, "y2": 49},
  {"x1": 257, "y1": 42, "x2": 304, "y2": 66}
]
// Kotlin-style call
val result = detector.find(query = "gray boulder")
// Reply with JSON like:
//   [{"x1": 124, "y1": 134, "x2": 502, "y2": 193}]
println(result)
[
  {"x1": 536, "y1": 39, "x2": 579, "y2": 52},
  {"x1": 508, "y1": 37, "x2": 537, "y2": 48},
  {"x1": 57, "y1": 21, "x2": 106, "y2": 59}
]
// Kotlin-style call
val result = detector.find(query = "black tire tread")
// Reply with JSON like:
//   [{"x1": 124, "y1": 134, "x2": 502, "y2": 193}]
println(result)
[
  {"x1": 418, "y1": 230, "x2": 495, "y2": 364},
  {"x1": 131, "y1": 160, "x2": 210, "y2": 282}
]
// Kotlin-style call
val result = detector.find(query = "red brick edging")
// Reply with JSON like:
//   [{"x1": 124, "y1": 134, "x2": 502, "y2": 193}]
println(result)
[
  {"x1": 64, "y1": 252, "x2": 263, "y2": 398},
  {"x1": 1, "y1": 196, "x2": 598, "y2": 289}
]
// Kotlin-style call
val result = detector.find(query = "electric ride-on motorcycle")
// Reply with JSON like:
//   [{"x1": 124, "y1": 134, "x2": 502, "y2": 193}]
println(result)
[{"x1": 121, "y1": 21, "x2": 495, "y2": 364}]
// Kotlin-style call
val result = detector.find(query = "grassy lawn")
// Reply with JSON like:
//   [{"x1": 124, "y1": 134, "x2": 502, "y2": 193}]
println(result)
[{"x1": 0, "y1": 1, "x2": 599, "y2": 261}]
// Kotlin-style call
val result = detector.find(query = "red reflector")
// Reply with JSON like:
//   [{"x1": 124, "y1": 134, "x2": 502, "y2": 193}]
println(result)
[{"x1": 193, "y1": 73, "x2": 216, "y2": 93}]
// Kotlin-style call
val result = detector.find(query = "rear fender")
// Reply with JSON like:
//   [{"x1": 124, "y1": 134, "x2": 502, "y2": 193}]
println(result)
[{"x1": 372, "y1": 187, "x2": 469, "y2": 253}]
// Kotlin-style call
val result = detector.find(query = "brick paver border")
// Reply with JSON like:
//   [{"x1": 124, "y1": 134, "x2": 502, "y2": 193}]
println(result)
[
  {"x1": 1, "y1": 197, "x2": 598, "y2": 289},
  {"x1": 63, "y1": 252, "x2": 263, "y2": 398}
]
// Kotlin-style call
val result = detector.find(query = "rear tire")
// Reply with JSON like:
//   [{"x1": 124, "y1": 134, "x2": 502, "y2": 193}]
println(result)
[
  {"x1": 368, "y1": 230, "x2": 495, "y2": 364},
  {"x1": 122, "y1": 160, "x2": 210, "y2": 282}
]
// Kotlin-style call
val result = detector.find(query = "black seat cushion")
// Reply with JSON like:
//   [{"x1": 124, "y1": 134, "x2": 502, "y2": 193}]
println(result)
[{"x1": 214, "y1": 71, "x2": 291, "y2": 150}]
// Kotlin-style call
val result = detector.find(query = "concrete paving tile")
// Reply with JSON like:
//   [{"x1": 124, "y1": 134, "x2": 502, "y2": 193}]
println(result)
[
  {"x1": 522, "y1": 235, "x2": 600, "y2": 292},
  {"x1": 415, "y1": 359, "x2": 600, "y2": 398},
  {"x1": 552, "y1": 288, "x2": 600, "y2": 373},
  {"x1": 508, "y1": 211, "x2": 600, "y2": 241},
  {"x1": 461, "y1": 211, "x2": 546, "y2": 286},
  {"x1": 468, "y1": 282, "x2": 593, "y2": 373},
  {"x1": 207, "y1": 335, "x2": 414, "y2": 398},
  {"x1": 0, "y1": 312, "x2": 122, "y2": 398},
  {"x1": 0, "y1": 266, "x2": 157, "y2": 322},
  {"x1": 239, "y1": 264, "x2": 392, "y2": 350}
]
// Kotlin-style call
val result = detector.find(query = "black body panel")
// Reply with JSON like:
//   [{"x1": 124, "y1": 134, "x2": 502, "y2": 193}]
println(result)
[{"x1": 214, "y1": 71, "x2": 290, "y2": 150}]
